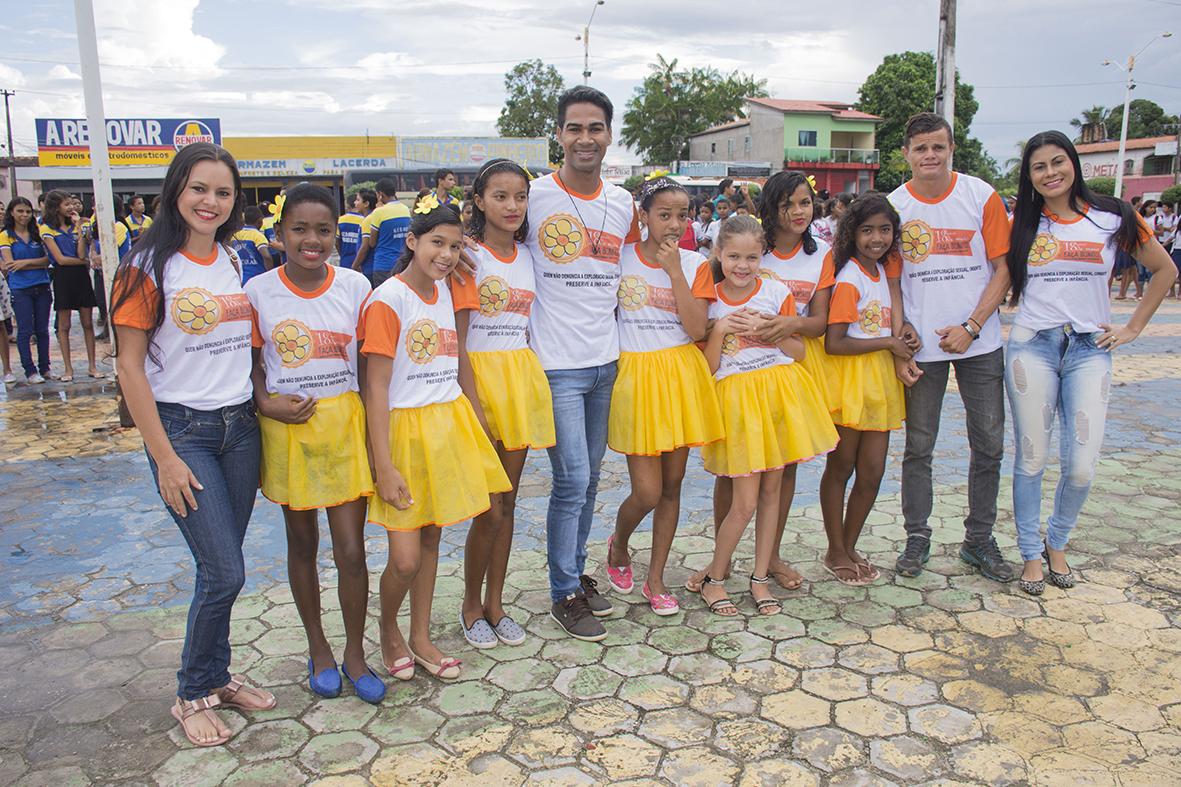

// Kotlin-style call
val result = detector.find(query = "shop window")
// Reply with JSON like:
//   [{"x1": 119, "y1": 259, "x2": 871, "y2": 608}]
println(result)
[{"x1": 798, "y1": 130, "x2": 818, "y2": 147}]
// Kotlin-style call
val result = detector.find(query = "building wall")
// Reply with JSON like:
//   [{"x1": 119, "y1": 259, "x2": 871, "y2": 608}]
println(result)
[
  {"x1": 1077, "y1": 146, "x2": 1178, "y2": 200},
  {"x1": 783, "y1": 115, "x2": 876, "y2": 156},
  {"x1": 749, "y1": 104, "x2": 788, "y2": 166},
  {"x1": 688, "y1": 126, "x2": 751, "y2": 162},
  {"x1": 223, "y1": 135, "x2": 398, "y2": 159}
]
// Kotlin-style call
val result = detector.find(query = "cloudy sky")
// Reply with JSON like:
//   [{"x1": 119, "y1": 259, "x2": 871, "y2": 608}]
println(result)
[{"x1": 1, "y1": 0, "x2": 1178, "y2": 167}]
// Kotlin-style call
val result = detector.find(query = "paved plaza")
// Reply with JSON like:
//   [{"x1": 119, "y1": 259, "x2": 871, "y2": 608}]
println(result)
[{"x1": 1, "y1": 300, "x2": 1180, "y2": 786}]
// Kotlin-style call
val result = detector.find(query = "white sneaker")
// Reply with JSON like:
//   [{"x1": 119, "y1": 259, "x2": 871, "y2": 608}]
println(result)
[
  {"x1": 27, "y1": 373, "x2": 45, "y2": 384},
  {"x1": 3, "y1": 372, "x2": 16, "y2": 384}
]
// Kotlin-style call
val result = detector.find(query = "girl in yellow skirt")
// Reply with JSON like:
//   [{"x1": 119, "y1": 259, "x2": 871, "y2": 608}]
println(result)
[
  {"x1": 820, "y1": 192, "x2": 911, "y2": 586},
  {"x1": 604, "y1": 176, "x2": 723, "y2": 615},
  {"x1": 697, "y1": 216, "x2": 838, "y2": 616},
  {"x1": 451, "y1": 159, "x2": 554, "y2": 648},
  {"x1": 246, "y1": 184, "x2": 383, "y2": 703},
  {"x1": 363, "y1": 198, "x2": 510, "y2": 681}
]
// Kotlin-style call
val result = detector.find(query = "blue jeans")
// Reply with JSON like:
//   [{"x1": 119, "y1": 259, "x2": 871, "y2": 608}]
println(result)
[
  {"x1": 544, "y1": 362, "x2": 617, "y2": 602},
  {"x1": 147, "y1": 400, "x2": 261, "y2": 700},
  {"x1": 1004, "y1": 325, "x2": 1111, "y2": 561},
  {"x1": 11, "y1": 284, "x2": 52, "y2": 376}
]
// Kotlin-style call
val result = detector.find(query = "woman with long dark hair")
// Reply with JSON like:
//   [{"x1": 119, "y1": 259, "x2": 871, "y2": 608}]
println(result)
[
  {"x1": 41, "y1": 190, "x2": 103, "y2": 380},
  {"x1": 1005, "y1": 131, "x2": 1175, "y2": 595},
  {"x1": 0, "y1": 198, "x2": 51, "y2": 382},
  {"x1": 111, "y1": 142, "x2": 275, "y2": 746}
]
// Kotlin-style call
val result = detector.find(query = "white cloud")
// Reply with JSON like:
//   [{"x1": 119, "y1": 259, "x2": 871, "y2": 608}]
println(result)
[
  {"x1": 47, "y1": 65, "x2": 82, "y2": 81},
  {"x1": 93, "y1": 0, "x2": 226, "y2": 84}
]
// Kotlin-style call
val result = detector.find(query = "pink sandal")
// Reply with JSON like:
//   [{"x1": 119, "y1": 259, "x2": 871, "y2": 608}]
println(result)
[
  {"x1": 217, "y1": 676, "x2": 277, "y2": 711},
  {"x1": 171, "y1": 696, "x2": 231, "y2": 747},
  {"x1": 642, "y1": 582, "x2": 680, "y2": 616},
  {"x1": 409, "y1": 650, "x2": 461, "y2": 680},
  {"x1": 384, "y1": 656, "x2": 415, "y2": 681},
  {"x1": 605, "y1": 535, "x2": 634, "y2": 594}
]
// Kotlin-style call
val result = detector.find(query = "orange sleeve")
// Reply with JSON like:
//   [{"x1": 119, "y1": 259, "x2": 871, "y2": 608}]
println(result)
[
  {"x1": 828, "y1": 282, "x2": 861, "y2": 325},
  {"x1": 883, "y1": 249, "x2": 903, "y2": 279},
  {"x1": 110, "y1": 267, "x2": 160, "y2": 330},
  {"x1": 250, "y1": 307, "x2": 264, "y2": 348},
  {"x1": 778, "y1": 292, "x2": 798, "y2": 316},
  {"x1": 355, "y1": 293, "x2": 371, "y2": 341},
  {"x1": 450, "y1": 274, "x2": 479, "y2": 312},
  {"x1": 980, "y1": 191, "x2": 1011, "y2": 259},
  {"x1": 691, "y1": 261, "x2": 716, "y2": 300},
  {"x1": 1134, "y1": 212, "x2": 1154, "y2": 245},
  {"x1": 817, "y1": 250, "x2": 836, "y2": 289},
  {"x1": 360, "y1": 300, "x2": 401, "y2": 358},
  {"x1": 624, "y1": 204, "x2": 641, "y2": 243}
]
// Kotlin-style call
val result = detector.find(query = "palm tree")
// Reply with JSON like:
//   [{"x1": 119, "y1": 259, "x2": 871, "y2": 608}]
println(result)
[
  {"x1": 1004, "y1": 140, "x2": 1026, "y2": 176},
  {"x1": 1070, "y1": 106, "x2": 1110, "y2": 143}
]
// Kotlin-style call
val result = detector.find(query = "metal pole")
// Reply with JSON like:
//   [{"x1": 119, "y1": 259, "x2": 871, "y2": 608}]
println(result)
[
  {"x1": 1174, "y1": 105, "x2": 1180, "y2": 187},
  {"x1": 934, "y1": 0, "x2": 956, "y2": 134},
  {"x1": 1114, "y1": 55, "x2": 1134, "y2": 199},
  {"x1": 583, "y1": 25, "x2": 591, "y2": 83},
  {"x1": 73, "y1": 0, "x2": 119, "y2": 353},
  {"x1": 1, "y1": 90, "x2": 15, "y2": 200}
]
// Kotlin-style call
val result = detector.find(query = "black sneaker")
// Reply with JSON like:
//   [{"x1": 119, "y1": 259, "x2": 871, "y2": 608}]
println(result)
[
  {"x1": 960, "y1": 537, "x2": 1014, "y2": 582},
  {"x1": 579, "y1": 575, "x2": 614, "y2": 617},
  {"x1": 551, "y1": 594, "x2": 607, "y2": 641},
  {"x1": 895, "y1": 536, "x2": 931, "y2": 577}
]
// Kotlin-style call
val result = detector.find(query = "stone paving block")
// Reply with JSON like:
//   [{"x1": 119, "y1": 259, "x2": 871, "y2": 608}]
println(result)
[
  {"x1": 907, "y1": 703, "x2": 982, "y2": 744},
  {"x1": 690, "y1": 684, "x2": 759, "y2": 719},
  {"x1": 366, "y1": 704, "x2": 445, "y2": 747},
  {"x1": 152, "y1": 747, "x2": 241, "y2": 787},
  {"x1": 1061, "y1": 720, "x2": 1147, "y2": 766},
  {"x1": 774, "y1": 638, "x2": 837, "y2": 669},
  {"x1": 731, "y1": 659, "x2": 800, "y2": 695},
  {"x1": 809, "y1": 618, "x2": 871, "y2": 646},
  {"x1": 637, "y1": 706, "x2": 714, "y2": 749},
  {"x1": 837, "y1": 643, "x2": 900, "y2": 675},
  {"x1": 802, "y1": 667, "x2": 869, "y2": 701},
  {"x1": 939, "y1": 679, "x2": 1011, "y2": 714},
  {"x1": 506, "y1": 726, "x2": 581, "y2": 769},
  {"x1": 523, "y1": 766, "x2": 598, "y2": 785},
  {"x1": 949, "y1": 742, "x2": 1028, "y2": 786},
  {"x1": 659, "y1": 746, "x2": 740, "y2": 787},
  {"x1": 47, "y1": 687, "x2": 128, "y2": 724},
  {"x1": 11, "y1": 765, "x2": 91, "y2": 787},
  {"x1": 434, "y1": 679, "x2": 504, "y2": 715},
  {"x1": 567, "y1": 697, "x2": 639, "y2": 735},
  {"x1": 835, "y1": 698, "x2": 908, "y2": 737},
  {"x1": 738, "y1": 758, "x2": 820, "y2": 787},
  {"x1": 369, "y1": 742, "x2": 454, "y2": 786},
  {"x1": 486, "y1": 657, "x2": 559, "y2": 691},
  {"x1": 793, "y1": 726, "x2": 866, "y2": 772},
  {"x1": 615, "y1": 672, "x2": 690, "y2": 710},
  {"x1": 600, "y1": 643, "x2": 668, "y2": 676},
  {"x1": 582, "y1": 733, "x2": 662, "y2": 780},
  {"x1": 645, "y1": 624, "x2": 709, "y2": 655},
  {"x1": 713, "y1": 718, "x2": 789, "y2": 759},
  {"x1": 869, "y1": 734, "x2": 943, "y2": 781},
  {"x1": 436, "y1": 715, "x2": 515, "y2": 757},
  {"x1": 222, "y1": 759, "x2": 307, "y2": 786},
  {"x1": 870, "y1": 674, "x2": 940, "y2": 708},
  {"x1": 760, "y1": 690, "x2": 831, "y2": 729},
  {"x1": 298, "y1": 730, "x2": 378, "y2": 775}
]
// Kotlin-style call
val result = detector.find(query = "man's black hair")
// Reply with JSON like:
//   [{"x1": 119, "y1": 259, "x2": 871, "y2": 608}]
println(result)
[{"x1": 557, "y1": 85, "x2": 614, "y2": 127}]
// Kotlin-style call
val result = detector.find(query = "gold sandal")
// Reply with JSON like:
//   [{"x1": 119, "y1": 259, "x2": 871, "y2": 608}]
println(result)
[{"x1": 171, "y1": 696, "x2": 231, "y2": 747}]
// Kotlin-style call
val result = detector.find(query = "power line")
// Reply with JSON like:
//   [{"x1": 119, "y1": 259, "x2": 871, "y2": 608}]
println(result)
[{"x1": 0, "y1": 53, "x2": 585, "y2": 72}]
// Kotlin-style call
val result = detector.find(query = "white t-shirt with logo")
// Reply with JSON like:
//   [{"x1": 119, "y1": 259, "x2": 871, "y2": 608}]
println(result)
[
  {"x1": 1153, "y1": 212, "x2": 1177, "y2": 248},
  {"x1": 362, "y1": 275, "x2": 461, "y2": 409},
  {"x1": 617, "y1": 243, "x2": 715, "y2": 353},
  {"x1": 828, "y1": 259, "x2": 895, "y2": 340},
  {"x1": 525, "y1": 172, "x2": 640, "y2": 370},
  {"x1": 887, "y1": 172, "x2": 1010, "y2": 362},
  {"x1": 449, "y1": 242, "x2": 537, "y2": 353},
  {"x1": 112, "y1": 246, "x2": 253, "y2": 410},
  {"x1": 759, "y1": 239, "x2": 835, "y2": 317},
  {"x1": 1016, "y1": 208, "x2": 1151, "y2": 333},
  {"x1": 708, "y1": 278, "x2": 797, "y2": 381},
  {"x1": 245, "y1": 265, "x2": 371, "y2": 398}
]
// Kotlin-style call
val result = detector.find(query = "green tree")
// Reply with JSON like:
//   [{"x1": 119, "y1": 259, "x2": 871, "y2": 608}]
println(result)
[
  {"x1": 855, "y1": 51, "x2": 997, "y2": 192},
  {"x1": 345, "y1": 180, "x2": 376, "y2": 200},
  {"x1": 1161, "y1": 184, "x2": 1181, "y2": 207},
  {"x1": 1086, "y1": 177, "x2": 1116, "y2": 196},
  {"x1": 497, "y1": 59, "x2": 566, "y2": 165},
  {"x1": 1070, "y1": 105, "x2": 1110, "y2": 143},
  {"x1": 1105, "y1": 99, "x2": 1178, "y2": 141},
  {"x1": 620, "y1": 54, "x2": 768, "y2": 165}
]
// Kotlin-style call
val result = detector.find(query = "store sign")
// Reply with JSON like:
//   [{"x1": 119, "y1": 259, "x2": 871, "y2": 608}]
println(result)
[
  {"x1": 678, "y1": 161, "x2": 729, "y2": 177},
  {"x1": 36, "y1": 118, "x2": 221, "y2": 166},
  {"x1": 235, "y1": 157, "x2": 399, "y2": 178},
  {"x1": 398, "y1": 137, "x2": 549, "y2": 170}
]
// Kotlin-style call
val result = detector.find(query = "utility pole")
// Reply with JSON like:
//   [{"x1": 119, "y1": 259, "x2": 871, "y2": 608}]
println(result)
[
  {"x1": 933, "y1": 0, "x2": 956, "y2": 135},
  {"x1": 1175, "y1": 108, "x2": 1180, "y2": 186},
  {"x1": 575, "y1": 0, "x2": 605, "y2": 85},
  {"x1": 1104, "y1": 33, "x2": 1172, "y2": 199},
  {"x1": 1, "y1": 90, "x2": 15, "y2": 201}
]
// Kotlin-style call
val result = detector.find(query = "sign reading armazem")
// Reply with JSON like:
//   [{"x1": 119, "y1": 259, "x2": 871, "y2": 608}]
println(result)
[{"x1": 35, "y1": 118, "x2": 222, "y2": 166}]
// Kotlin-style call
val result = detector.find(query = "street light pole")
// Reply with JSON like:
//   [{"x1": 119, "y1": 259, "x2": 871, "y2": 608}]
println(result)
[
  {"x1": 575, "y1": 0, "x2": 605, "y2": 84},
  {"x1": 1104, "y1": 31, "x2": 1172, "y2": 199},
  {"x1": 1, "y1": 90, "x2": 15, "y2": 200}
]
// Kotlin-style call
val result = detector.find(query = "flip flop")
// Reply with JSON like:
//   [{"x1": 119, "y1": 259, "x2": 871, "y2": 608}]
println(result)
[
  {"x1": 854, "y1": 560, "x2": 881, "y2": 582},
  {"x1": 59, "y1": 374, "x2": 74, "y2": 382},
  {"x1": 823, "y1": 562, "x2": 869, "y2": 587},
  {"x1": 88, "y1": 371, "x2": 108, "y2": 379}
]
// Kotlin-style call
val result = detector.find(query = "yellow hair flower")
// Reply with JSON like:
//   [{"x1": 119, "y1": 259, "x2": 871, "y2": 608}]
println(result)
[
  {"x1": 415, "y1": 192, "x2": 440, "y2": 215},
  {"x1": 805, "y1": 175, "x2": 818, "y2": 192},
  {"x1": 272, "y1": 194, "x2": 287, "y2": 223},
  {"x1": 521, "y1": 162, "x2": 535, "y2": 181},
  {"x1": 645, "y1": 169, "x2": 671, "y2": 181}
]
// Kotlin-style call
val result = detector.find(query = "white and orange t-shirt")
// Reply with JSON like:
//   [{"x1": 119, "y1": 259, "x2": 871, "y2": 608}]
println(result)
[
  {"x1": 362, "y1": 276, "x2": 461, "y2": 409},
  {"x1": 1016, "y1": 208, "x2": 1152, "y2": 333},
  {"x1": 759, "y1": 238, "x2": 835, "y2": 317},
  {"x1": 616, "y1": 243, "x2": 715, "y2": 352},
  {"x1": 828, "y1": 260, "x2": 895, "y2": 340},
  {"x1": 449, "y1": 242, "x2": 537, "y2": 353},
  {"x1": 245, "y1": 265, "x2": 371, "y2": 398},
  {"x1": 708, "y1": 278, "x2": 797, "y2": 381},
  {"x1": 111, "y1": 246, "x2": 254, "y2": 410},
  {"x1": 525, "y1": 172, "x2": 641, "y2": 370},
  {"x1": 887, "y1": 172, "x2": 1010, "y2": 362}
]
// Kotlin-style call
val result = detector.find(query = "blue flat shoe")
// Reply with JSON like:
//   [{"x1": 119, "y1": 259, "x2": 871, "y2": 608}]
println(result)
[
  {"x1": 308, "y1": 659, "x2": 342, "y2": 698},
  {"x1": 343, "y1": 664, "x2": 387, "y2": 704}
]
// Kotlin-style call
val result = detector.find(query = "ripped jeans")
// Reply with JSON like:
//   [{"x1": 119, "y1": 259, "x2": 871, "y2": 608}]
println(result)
[{"x1": 1004, "y1": 324, "x2": 1112, "y2": 561}]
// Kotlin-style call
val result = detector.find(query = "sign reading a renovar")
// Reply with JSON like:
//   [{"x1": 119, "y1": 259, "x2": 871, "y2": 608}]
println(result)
[{"x1": 35, "y1": 118, "x2": 222, "y2": 166}]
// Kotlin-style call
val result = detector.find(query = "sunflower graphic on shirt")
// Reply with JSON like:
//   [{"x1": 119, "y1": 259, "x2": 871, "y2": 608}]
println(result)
[
  {"x1": 172, "y1": 288, "x2": 221, "y2": 335},
  {"x1": 859, "y1": 300, "x2": 884, "y2": 335},
  {"x1": 900, "y1": 220, "x2": 934, "y2": 263},
  {"x1": 1027, "y1": 233, "x2": 1059, "y2": 266},
  {"x1": 617, "y1": 275, "x2": 649, "y2": 311},
  {"x1": 272, "y1": 320, "x2": 313, "y2": 367},
  {"x1": 406, "y1": 319, "x2": 440, "y2": 364},
  {"x1": 539, "y1": 214, "x2": 585, "y2": 263},
  {"x1": 478, "y1": 276, "x2": 511, "y2": 317}
]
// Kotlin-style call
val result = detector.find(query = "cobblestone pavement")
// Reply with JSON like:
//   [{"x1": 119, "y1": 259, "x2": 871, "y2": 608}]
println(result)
[{"x1": 1, "y1": 300, "x2": 1180, "y2": 786}]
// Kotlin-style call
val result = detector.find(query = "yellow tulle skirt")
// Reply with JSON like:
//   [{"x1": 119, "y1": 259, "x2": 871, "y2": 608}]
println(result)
[
  {"x1": 368, "y1": 396, "x2": 511, "y2": 531},
  {"x1": 469, "y1": 348, "x2": 555, "y2": 451},
  {"x1": 801, "y1": 334, "x2": 839, "y2": 414},
  {"x1": 827, "y1": 349, "x2": 906, "y2": 432},
  {"x1": 259, "y1": 391, "x2": 374, "y2": 510},
  {"x1": 609, "y1": 343, "x2": 725, "y2": 456},
  {"x1": 702, "y1": 363, "x2": 838, "y2": 477}
]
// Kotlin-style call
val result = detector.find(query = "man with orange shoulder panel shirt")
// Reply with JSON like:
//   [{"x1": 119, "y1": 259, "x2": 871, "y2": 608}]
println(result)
[
  {"x1": 885, "y1": 112, "x2": 1014, "y2": 583},
  {"x1": 527, "y1": 86, "x2": 640, "y2": 642}
]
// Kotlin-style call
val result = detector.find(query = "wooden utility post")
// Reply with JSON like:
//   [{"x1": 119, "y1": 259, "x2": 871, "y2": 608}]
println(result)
[{"x1": 934, "y1": 0, "x2": 956, "y2": 135}]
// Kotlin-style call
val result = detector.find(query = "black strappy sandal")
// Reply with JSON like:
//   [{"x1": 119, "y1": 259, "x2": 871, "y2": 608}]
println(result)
[
  {"x1": 749, "y1": 574, "x2": 782, "y2": 616},
  {"x1": 1042, "y1": 542, "x2": 1076, "y2": 589},
  {"x1": 699, "y1": 575, "x2": 738, "y2": 617}
]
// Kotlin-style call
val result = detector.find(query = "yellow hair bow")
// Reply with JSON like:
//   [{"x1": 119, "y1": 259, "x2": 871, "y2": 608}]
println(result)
[
  {"x1": 805, "y1": 175, "x2": 818, "y2": 192},
  {"x1": 415, "y1": 193, "x2": 440, "y2": 215},
  {"x1": 645, "y1": 169, "x2": 671, "y2": 181},
  {"x1": 272, "y1": 193, "x2": 287, "y2": 223}
]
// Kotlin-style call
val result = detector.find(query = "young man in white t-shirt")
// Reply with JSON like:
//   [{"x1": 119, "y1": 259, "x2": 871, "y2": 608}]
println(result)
[
  {"x1": 886, "y1": 112, "x2": 1014, "y2": 583},
  {"x1": 526, "y1": 86, "x2": 640, "y2": 641}
]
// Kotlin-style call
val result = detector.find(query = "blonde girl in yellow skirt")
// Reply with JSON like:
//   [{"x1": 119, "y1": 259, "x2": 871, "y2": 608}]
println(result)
[
  {"x1": 247, "y1": 184, "x2": 383, "y2": 702},
  {"x1": 820, "y1": 193, "x2": 911, "y2": 586},
  {"x1": 604, "y1": 176, "x2": 723, "y2": 615},
  {"x1": 451, "y1": 160, "x2": 554, "y2": 648},
  {"x1": 363, "y1": 199, "x2": 510, "y2": 681},
  {"x1": 697, "y1": 216, "x2": 837, "y2": 616}
]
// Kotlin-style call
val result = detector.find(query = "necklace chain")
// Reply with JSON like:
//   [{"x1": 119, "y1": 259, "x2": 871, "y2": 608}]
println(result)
[{"x1": 562, "y1": 177, "x2": 610, "y2": 258}]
